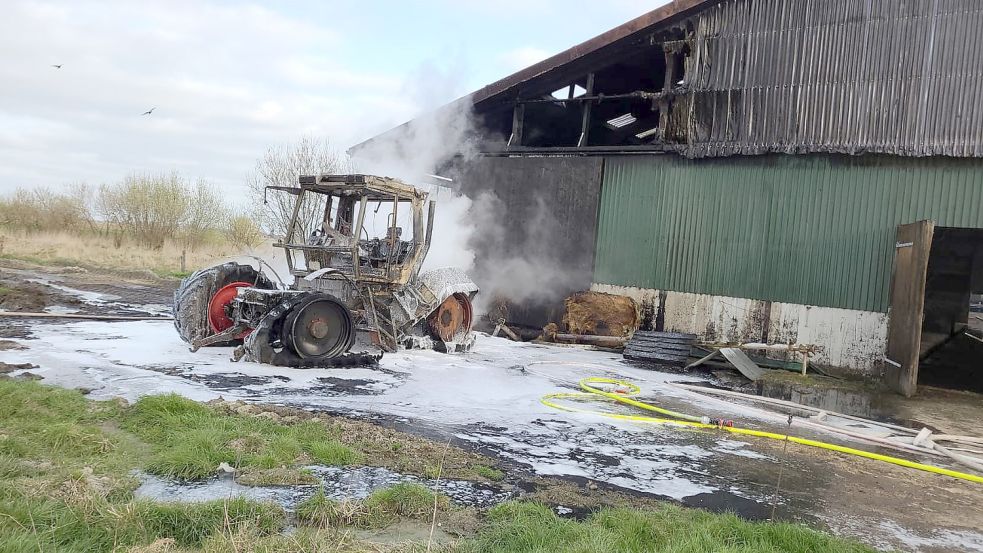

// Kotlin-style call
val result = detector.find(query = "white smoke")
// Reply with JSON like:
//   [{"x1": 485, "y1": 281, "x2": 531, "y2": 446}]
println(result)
[
  {"x1": 352, "y1": 93, "x2": 589, "y2": 323},
  {"x1": 463, "y1": 192, "x2": 587, "y2": 319},
  {"x1": 351, "y1": 96, "x2": 480, "y2": 278}
]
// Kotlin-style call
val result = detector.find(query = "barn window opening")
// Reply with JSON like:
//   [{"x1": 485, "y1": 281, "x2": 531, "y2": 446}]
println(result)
[{"x1": 551, "y1": 84, "x2": 587, "y2": 100}]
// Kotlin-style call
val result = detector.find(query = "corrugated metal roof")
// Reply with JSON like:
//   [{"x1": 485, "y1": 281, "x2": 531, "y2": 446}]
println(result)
[
  {"x1": 594, "y1": 154, "x2": 983, "y2": 312},
  {"x1": 680, "y1": 0, "x2": 983, "y2": 157}
]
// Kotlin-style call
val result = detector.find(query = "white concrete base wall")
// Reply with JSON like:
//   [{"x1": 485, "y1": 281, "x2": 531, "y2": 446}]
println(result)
[{"x1": 591, "y1": 283, "x2": 889, "y2": 376}]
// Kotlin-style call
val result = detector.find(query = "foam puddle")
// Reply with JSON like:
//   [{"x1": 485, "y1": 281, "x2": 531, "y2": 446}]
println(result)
[{"x1": 134, "y1": 465, "x2": 514, "y2": 510}]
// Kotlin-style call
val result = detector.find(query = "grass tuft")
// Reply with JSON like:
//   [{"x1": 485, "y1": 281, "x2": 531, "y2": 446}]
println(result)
[
  {"x1": 136, "y1": 497, "x2": 284, "y2": 547},
  {"x1": 307, "y1": 441, "x2": 363, "y2": 466},
  {"x1": 474, "y1": 465, "x2": 505, "y2": 482},
  {"x1": 365, "y1": 482, "x2": 449, "y2": 520},
  {"x1": 296, "y1": 487, "x2": 365, "y2": 528},
  {"x1": 296, "y1": 483, "x2": 449, "y2": 530}
]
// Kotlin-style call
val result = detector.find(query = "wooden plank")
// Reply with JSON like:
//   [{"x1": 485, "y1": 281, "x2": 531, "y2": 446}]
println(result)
[
  {"x1": 886, "y1": 220, "x2": 935, "y2": 397},
  {"x1": 0, "y1": 311, "x2": 172, "y2": 321}
]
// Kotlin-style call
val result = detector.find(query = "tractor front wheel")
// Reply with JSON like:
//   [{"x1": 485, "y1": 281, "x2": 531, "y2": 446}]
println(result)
[{"x1": 173, "y1": 262, "x2": 273, "y2": 347}]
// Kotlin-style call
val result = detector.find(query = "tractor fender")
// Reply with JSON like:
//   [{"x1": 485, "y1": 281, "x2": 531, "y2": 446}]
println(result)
[{"x1": 417, "y1": 267, "x2": 479, "y2": 306}]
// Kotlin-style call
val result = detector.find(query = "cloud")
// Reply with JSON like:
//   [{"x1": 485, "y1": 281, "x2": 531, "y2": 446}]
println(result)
[{"x1": 0, "y1": 0, "x2": 422, "y2": 200}]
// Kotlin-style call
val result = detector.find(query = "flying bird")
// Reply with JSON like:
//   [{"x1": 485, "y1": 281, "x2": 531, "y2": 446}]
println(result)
[
  {"x1": 51, "y1": 64, "x2": 62, "y2": 69},
  {"x1": 141, "y1": 107, "x2": 156, "y2": 116}
]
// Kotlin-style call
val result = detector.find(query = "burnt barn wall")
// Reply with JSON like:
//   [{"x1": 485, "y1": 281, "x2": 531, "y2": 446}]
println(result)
[
  {"x1": 680, "y1": 0, "x2": 983, "y2": 158},
  {"x1": 453, "y1": 156, "x2": 604, "y2": 328}
]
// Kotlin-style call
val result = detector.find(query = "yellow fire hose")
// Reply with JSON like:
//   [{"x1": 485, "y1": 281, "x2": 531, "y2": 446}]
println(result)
[{"x1": 541, "y1": 377, "x2": 983, "y2": 485}]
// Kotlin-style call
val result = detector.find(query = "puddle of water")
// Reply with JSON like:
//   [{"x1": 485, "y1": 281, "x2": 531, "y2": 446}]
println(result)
[
  {"x1": 28, "y1": 278, "x2": 115, "y2": 304},
  {"x1": 138, "y1": 303, "x2": 173, "y2": 316},
  {"x1": 134, "y1": 465, "x2": 514, "y2": 510},
  {"x1": 44, "y1": 305, "x2": 82, "y2": 315},
  {"x1": 27, "y1": 276, "x2": 170, "y2": 317}
]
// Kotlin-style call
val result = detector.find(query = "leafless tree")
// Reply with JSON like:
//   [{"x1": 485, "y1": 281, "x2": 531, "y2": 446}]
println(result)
[{"x1": 247, "y1": 136, "x2": 351, "y2": 237}]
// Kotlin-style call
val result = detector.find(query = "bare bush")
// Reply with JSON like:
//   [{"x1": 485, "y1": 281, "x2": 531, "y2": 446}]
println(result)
[
  {"x1": 225, "y1": 211, "x2": 266, "y2": 250},
  {"x1": 95, "y1": 173, "x2": 226, "y2": 250},
  {"x1": 180, "y1": 179, "x2": 226, "y2": 249},
  {"x1": 0, "y1": 185, "x2": 93, "y2": 232},
  {"x1": 247, "y1": 136, "x2": 351, "y2": 237},
  {"x1": 97, "y1": 173, "x2": 188, "y2": 249}
]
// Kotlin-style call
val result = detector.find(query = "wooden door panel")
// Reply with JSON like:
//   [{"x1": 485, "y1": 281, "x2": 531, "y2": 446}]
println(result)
[{"x1": 886, "y1": 220, "x2": 935, "y2": 396}]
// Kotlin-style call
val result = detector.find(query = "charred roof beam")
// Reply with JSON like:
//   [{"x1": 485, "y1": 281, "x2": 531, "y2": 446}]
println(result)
[
  {"x1": 578, "y1": 73, "x2": 595, "y2": 147},
  {"x1": 515, "y1": 90, "x2": 670, "y2": 105}
]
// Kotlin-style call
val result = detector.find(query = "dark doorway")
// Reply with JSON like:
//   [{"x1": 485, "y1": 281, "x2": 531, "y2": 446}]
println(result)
[{"x1": 917, "y1": 227, "x2": 983, "y2": 394}]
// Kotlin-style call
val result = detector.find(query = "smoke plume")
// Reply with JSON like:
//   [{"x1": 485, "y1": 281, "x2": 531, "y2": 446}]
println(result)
[{"x1": 353, "y1": 94, "x2": 590, "y2": 323}]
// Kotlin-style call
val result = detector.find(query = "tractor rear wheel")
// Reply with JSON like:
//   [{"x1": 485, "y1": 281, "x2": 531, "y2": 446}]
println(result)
[
  {"x1": 282, "y1": 294, "x2": 355, "y2": 360},
  {"x1": 173, "y1": 262, "x2": 273, "y2": 347}
]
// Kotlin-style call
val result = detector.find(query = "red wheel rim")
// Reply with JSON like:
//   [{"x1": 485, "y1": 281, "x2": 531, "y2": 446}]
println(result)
[
  {"x1": 428, "y1": 293, "x2": 473, "y2": 342},
  {"x1": 207, "y1": 281, "x2": 252, "y2": 338}
]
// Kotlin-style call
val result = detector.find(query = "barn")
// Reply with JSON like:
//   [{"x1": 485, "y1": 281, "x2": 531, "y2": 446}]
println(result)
[{"x1": 351, "y1": 0, "x2": 983, "y2": 396}]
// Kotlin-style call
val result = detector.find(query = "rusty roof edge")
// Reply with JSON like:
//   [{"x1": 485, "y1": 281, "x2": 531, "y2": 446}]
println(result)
[
  {"x1": 349, "y1": 0, "x2": 715, "y2": 155},
  {"x1": 469, "y1": 0, "x2": 711, "y2": 105}
]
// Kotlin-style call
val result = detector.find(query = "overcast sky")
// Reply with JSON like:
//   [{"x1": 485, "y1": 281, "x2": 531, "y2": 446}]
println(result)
[{"x1": 1, "y1": 0, "x2": 667, "y2": 197}]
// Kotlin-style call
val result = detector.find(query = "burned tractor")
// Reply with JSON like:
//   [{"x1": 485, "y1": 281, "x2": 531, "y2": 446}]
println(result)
[{"x1": 173, "y1": 174, "x2": 478, "y2": 366}]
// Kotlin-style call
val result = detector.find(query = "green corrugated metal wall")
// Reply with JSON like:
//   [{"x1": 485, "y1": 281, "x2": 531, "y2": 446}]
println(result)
[{"x1": 594, "y1": 155, "x2": 983, "y2": 313}]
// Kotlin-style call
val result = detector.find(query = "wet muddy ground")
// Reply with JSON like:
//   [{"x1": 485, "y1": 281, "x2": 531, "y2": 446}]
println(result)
[
  {"x1": 136, "y1": 465, "x2": 513, "y2": 510},
  {"x1": 1, "y1": 260, "x2": 982, "y2": 553}
]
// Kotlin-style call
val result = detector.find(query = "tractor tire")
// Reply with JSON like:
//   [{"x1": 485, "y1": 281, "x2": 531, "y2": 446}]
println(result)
[{"x1": 173, "y1": 262, "x2": 273, "y2": 347}]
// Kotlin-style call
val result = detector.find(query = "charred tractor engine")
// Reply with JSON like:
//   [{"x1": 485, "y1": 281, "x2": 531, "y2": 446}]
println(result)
[{"x1": 173, "y1": 174, "x2": 478, "y2": 366}]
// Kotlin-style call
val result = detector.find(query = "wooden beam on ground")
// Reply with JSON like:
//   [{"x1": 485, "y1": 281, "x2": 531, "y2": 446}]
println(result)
[{"x1": 0, "y1": 311, "x2": 172, "y2": 321}]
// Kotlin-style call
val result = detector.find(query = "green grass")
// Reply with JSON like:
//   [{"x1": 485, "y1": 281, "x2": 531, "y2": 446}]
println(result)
[
  {"x1": 457, "y1": 502, "x2": 875, "y2": 553},
  {"x1": 121, "y1": 394, "x2": 360, "y2": 479},
  {"x1": 0, "y1": 380, "x2": 287, "y2": 551},
  {"x1": 308, "y1": 440, "x2": 364, "y2": 465},
  {"x1": 156, "y1": 269, "x2": 192, "y2": 279},
  {"x1": 474, "y1": 464, "x2": 505, "y2": 482},
  {"x1": 137, "y1": 497, "x2": 283, "y2": 547},
  {"x1": 297, "y1": 482, "x2": 449, "y2": 529},
  {"x1": 365, "y1": 482, "x2": 448, "y2": 520},
  {"x1": 0, "y1": 379, "x2": 878, "y2": 553}
]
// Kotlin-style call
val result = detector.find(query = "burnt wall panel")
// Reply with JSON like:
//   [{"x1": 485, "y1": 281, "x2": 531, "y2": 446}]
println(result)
[
  {"x1": 453, "y1": 156, "x2": 604, "y2": 328},
  {"x1": 677, "y1": 0, "x2": 983, "y2": 158}
]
